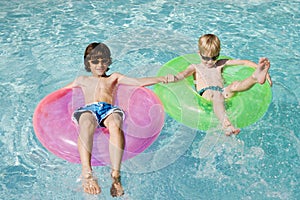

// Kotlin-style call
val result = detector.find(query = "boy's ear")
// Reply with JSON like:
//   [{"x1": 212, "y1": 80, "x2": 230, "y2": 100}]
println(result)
[{"x1": 84, "y1": 63, "x2": 92, "y2": 72}]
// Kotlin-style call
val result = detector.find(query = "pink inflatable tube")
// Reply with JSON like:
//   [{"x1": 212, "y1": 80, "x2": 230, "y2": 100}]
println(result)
[{"x1": 33, "y1": 85, "x2": 164, "y2": 166}]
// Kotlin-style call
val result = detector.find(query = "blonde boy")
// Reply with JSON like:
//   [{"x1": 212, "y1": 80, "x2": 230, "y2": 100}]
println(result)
[{"x1": 168, "y1": 34, "x2": 272, "y2": 135}]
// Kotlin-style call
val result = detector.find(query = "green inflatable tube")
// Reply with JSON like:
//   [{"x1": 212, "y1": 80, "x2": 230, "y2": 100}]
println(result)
[{"x1": 154, "y1": 54, "x2": 272, "y2": 131}]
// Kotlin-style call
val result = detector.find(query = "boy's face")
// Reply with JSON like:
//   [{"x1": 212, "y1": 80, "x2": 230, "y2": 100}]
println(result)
[
  {"x1": 199, "y1": 51, "x2": 219, "y2": 68},
  {"x1": 88, "y1": 58, "x2": 110, "y2": 76}
]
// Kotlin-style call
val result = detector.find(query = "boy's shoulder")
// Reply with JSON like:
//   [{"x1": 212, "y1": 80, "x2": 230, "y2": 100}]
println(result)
[
  {"x1": 108, "y1": 72, "x2": 121, "y2": 78},
  {"x1": 189, "y1": 63, "x2": 201, "y2": 69},
  {"x1": 109, "y1": 72, "x2": 127, "y2": 78},
  {"x1": 77, "y1": 75, "x2": 91, "y2": 80}
]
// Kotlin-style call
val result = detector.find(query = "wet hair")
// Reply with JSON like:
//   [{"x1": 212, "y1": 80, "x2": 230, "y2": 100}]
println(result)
[
  {"x1": 198, "y1": 34, "x2": 221, "y2": 57},
  {"x1": 83, "y1": 42, "x2": 112, "y2": 72}
]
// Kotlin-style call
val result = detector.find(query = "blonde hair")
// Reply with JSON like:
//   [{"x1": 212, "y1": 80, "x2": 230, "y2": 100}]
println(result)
[{"x1": 198, "y1": 34, "x2": 221, "y2": 56}]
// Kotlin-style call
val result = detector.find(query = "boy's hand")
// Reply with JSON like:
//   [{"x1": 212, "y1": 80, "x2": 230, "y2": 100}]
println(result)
[{"x1": 164, "y1": 74, "x2": 177, "y2": 83}]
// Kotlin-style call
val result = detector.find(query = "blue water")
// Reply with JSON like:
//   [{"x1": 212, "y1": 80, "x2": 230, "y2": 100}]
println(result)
[{"x1": 1, "y1": 0, "x2": 299, "y2": 199}]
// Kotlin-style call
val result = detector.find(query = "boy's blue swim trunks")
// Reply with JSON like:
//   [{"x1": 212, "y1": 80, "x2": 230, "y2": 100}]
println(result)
[{"x1": 72, "y1": 102, "x2": 125, "y2": 127}]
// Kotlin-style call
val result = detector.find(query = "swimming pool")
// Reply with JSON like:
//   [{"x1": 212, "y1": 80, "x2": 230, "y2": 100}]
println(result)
[{"x1": 1, "y1": 0, "x2": 299, "y2": 199}]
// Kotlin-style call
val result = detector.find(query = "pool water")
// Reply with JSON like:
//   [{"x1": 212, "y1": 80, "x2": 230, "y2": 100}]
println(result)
[{"x1": 1, "y1": 0, "x2": 299, "y2": 199}]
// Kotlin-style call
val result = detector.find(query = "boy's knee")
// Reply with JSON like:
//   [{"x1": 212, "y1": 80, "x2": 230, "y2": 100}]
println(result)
[
  {"x1": 229, "y1": 81, "x2": 240, "y2": 91},
  {"x1": 79, "y1": 112, "x2": 97, "y2": 129},
  {"x1": 106, "y1": 115, "x2": 124, "y2": 138},
  {"x1": 105, "y1": 113, "x2": 123, "y2": 129}
]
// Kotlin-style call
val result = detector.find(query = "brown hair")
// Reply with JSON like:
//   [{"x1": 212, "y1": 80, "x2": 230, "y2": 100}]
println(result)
[
  {"x1": 84, "y1": 42, "x2": 112, "y2": 72},
  {"x1": 198, "y1": 34, "x2": 221, "y2": 56}
]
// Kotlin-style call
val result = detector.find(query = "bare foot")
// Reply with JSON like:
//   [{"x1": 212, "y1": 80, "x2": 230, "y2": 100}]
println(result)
[
  {"x1": 224, "y1": 124, "x2": 240, "y2": 136},
  {"x1": 110, "y1": 170, "x2": 124, "y2": 197},
  {"x1": 253, "y1": 58, "x2": 271, "y2": 84},
  {"x1": 223, "y1": 118, "x2": 240, "y2": 136},
  {"x1": 81, "y1": 171, "x2": 101, "y2": 195}
]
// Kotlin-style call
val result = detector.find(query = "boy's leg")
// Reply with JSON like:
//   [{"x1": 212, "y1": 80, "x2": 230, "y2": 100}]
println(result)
[
  {"x1": 253, "y1": 57, "x2": 271, "y2": 84},
  {"x1": 223, "y1": 58, "x2": 271, "y2": 98},
  {"x1": 212, "y1": 92, "x2": 240, "y2": 136},
  {"x1": 103, "y1": 113, "x2": 125, "y2": 197},
  {"x1": 78, "y1": 112, "x2": 101, "y2": 194}
]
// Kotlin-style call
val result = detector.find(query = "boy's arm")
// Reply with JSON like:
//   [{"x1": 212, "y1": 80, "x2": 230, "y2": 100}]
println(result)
[
  {"x1": 169, "y1": 64, "x2": 195, "y2": 83},
  {"x1": 117, "y1": 63, "x2": 195, "y2": 86},
  {"x1": 63, "y1": 77, "x2": 82, "y2": 89},
  {"x1": 64, "y1": 82, "x2": 75, "y2": 89},
  {"x1": 117, "y1": 73, "x2": 168, "y2": 87},
  {"x1": 224, "y1": 59, "x2": 272, "y2": 86},
  {"x1": 225, "y1": 59, "x2": 258, "y2": 68}
]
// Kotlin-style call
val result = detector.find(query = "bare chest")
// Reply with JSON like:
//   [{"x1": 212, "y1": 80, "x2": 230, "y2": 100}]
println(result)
[
  {"x1": 81, "y1": 76, "x2": 118, "y2": 104},
  {"x1": 194, "y1": 65, "x2": 223, "y2": 89}
]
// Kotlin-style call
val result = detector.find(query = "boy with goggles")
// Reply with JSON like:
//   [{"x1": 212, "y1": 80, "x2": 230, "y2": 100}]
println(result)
[
  {"x1": 167, "y1": 34, "x2": 272, "y2": 136},
  {"x1": 65, "y1": 42, "x2": 172, "y2": 197}
]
